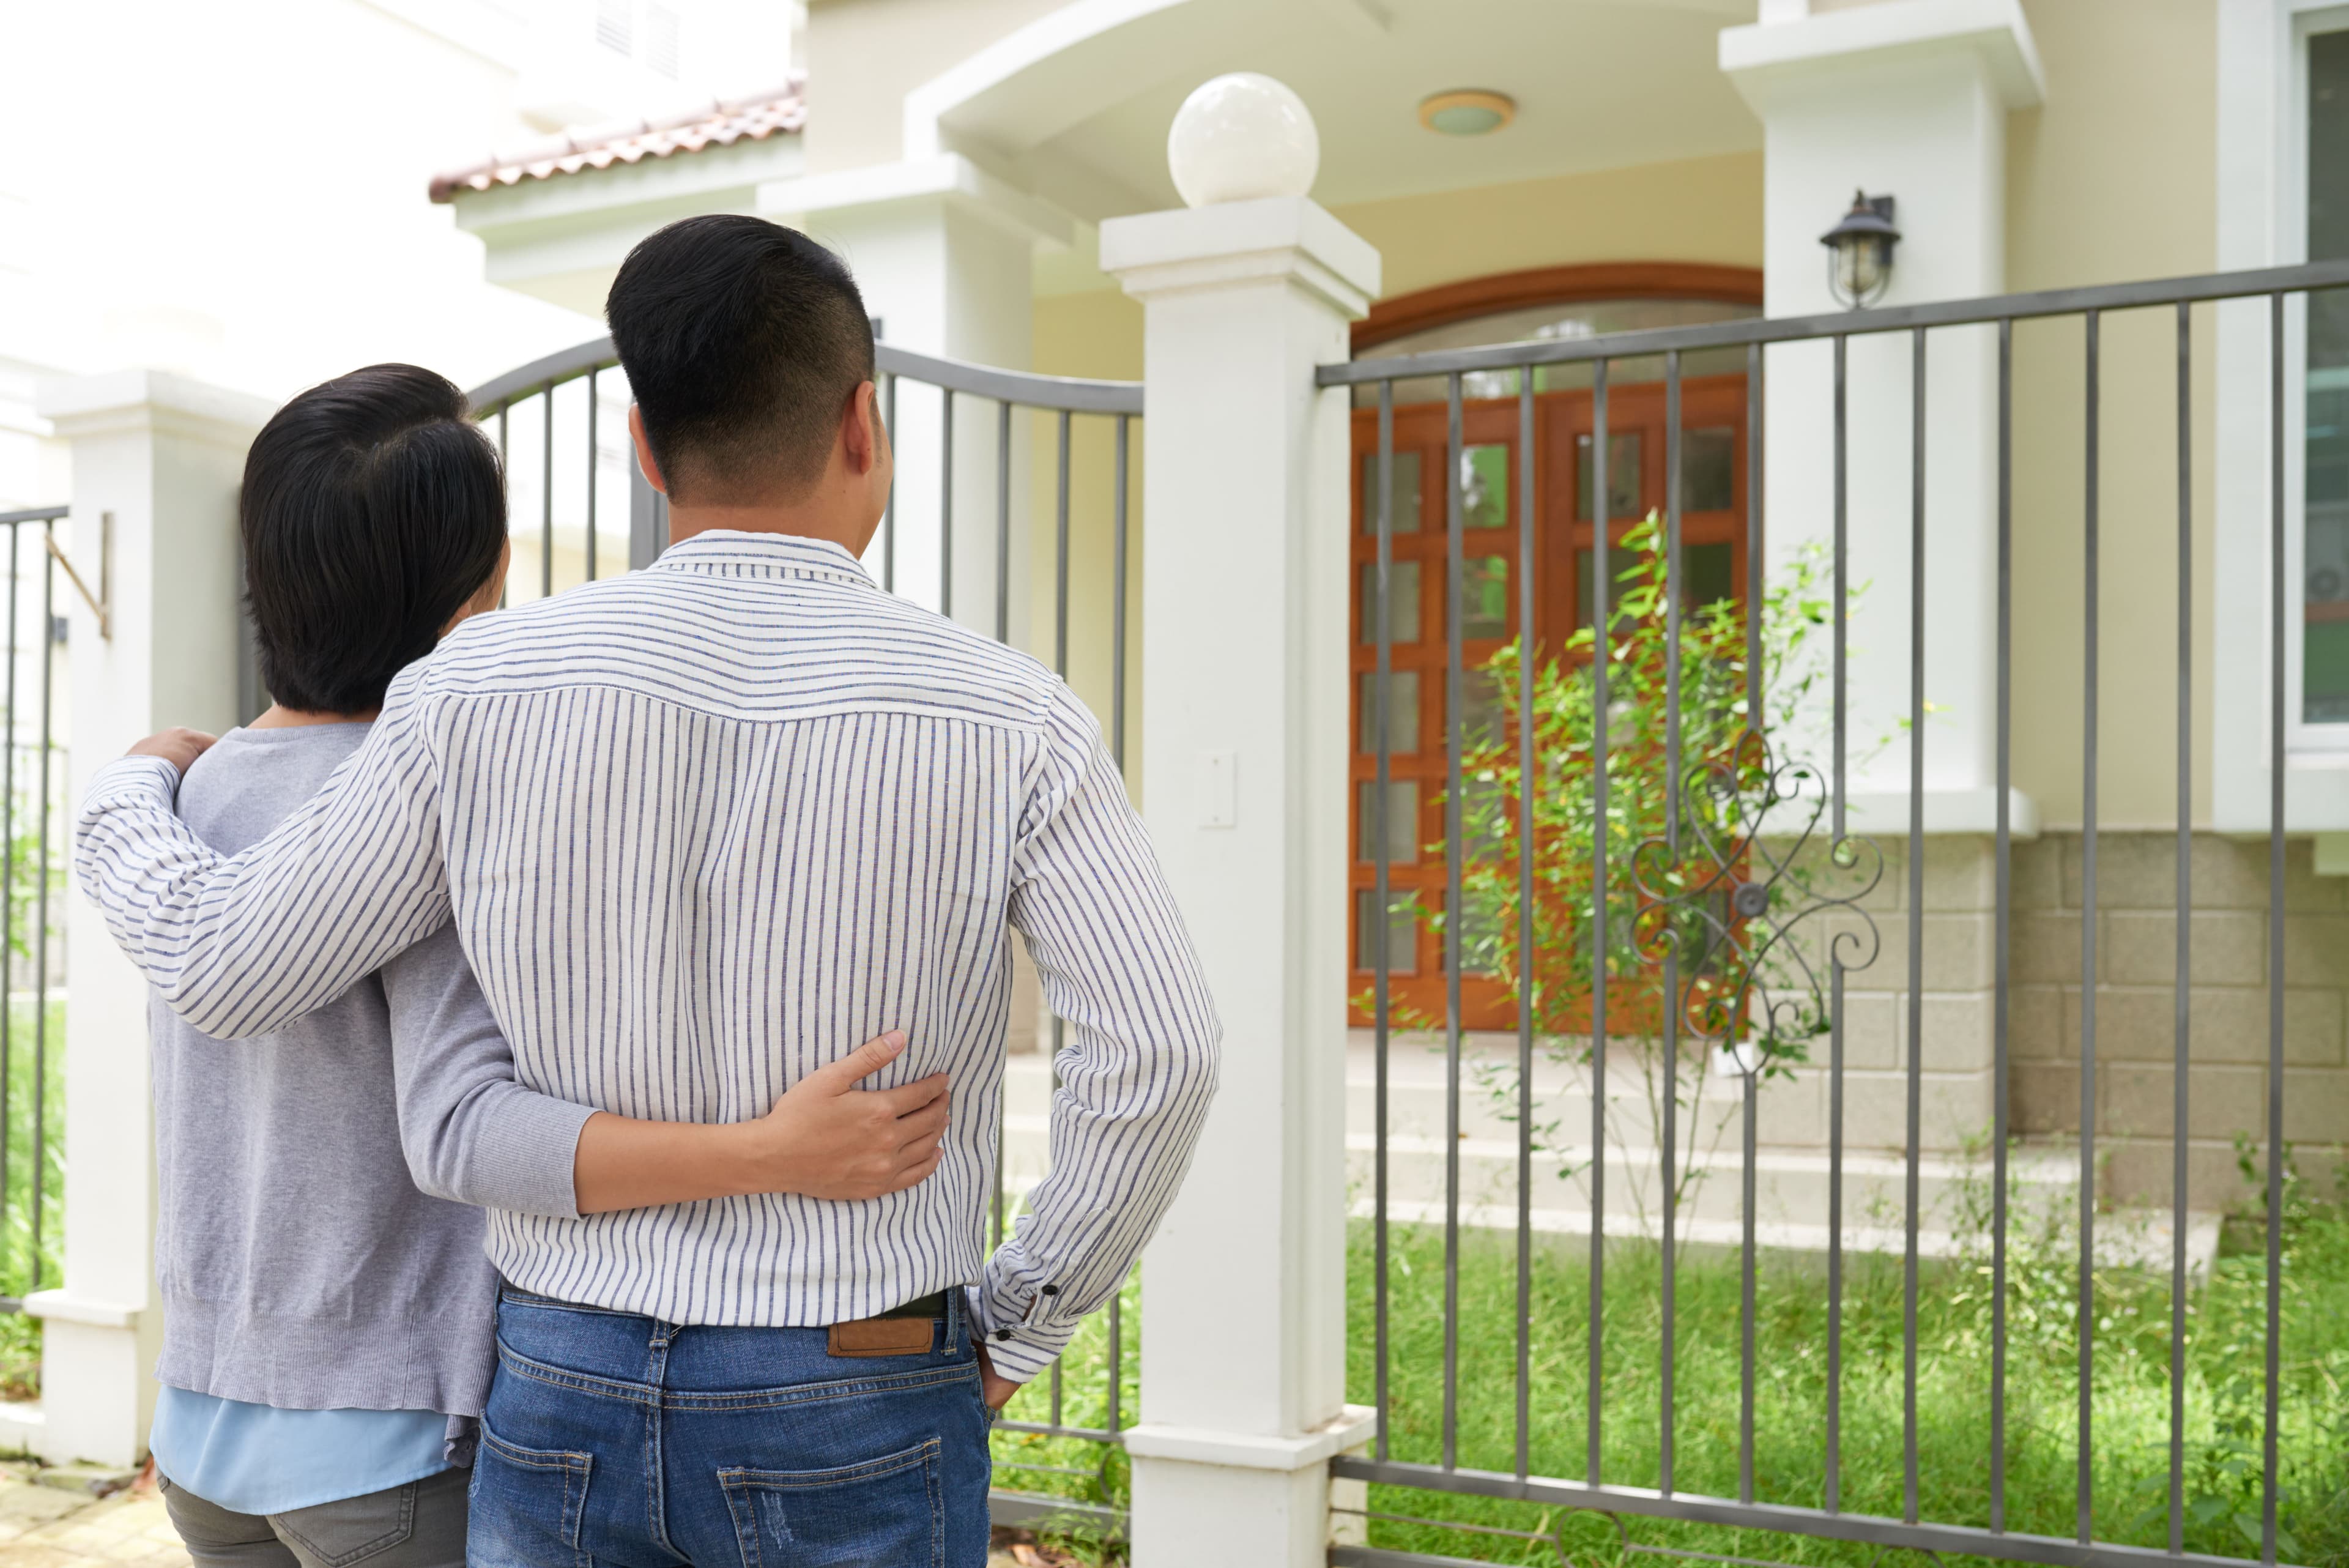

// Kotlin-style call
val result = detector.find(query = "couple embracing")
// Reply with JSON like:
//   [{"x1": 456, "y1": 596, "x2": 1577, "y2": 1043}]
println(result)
[{"x1": 75, "y1": 215, "x2": 1220, "y2": 1567}]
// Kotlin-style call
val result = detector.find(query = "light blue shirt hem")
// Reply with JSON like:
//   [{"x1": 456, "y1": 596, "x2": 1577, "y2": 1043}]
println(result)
[{"x1": 150, "y1": 1386, "x2": 452, "y2": 1517}]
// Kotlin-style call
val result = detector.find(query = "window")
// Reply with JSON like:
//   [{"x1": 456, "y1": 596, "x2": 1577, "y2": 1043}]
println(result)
[
  {"x1": 2307, "y1": 29, "x2": 2349, "y2": 721},
  {"x1": 595, "y1": 0, "x2": 632, "y2": 54}
]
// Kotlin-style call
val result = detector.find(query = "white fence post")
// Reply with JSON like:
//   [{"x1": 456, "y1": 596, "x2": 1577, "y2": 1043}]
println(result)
[
  {"x1": 1100, "y1": 84, "x2": 1381, "y2": 1568},
  {"x1": 31, "y1": 370, "x2": 267, "y2": 1466}
]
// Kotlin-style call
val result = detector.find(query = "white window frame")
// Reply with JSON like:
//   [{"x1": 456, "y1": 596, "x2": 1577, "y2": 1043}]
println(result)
[{"x1": 2213, "y1": 0, "x2": 2349, "y2": 830}]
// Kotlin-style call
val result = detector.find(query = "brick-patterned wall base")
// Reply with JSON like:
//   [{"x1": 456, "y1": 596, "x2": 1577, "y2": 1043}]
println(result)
[{"x1": 2010, "y1": 831, "x2": 2348, "y2": 1209}]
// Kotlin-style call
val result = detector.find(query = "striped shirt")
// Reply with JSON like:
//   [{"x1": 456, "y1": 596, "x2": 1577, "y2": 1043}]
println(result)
[{"x1": 76, "y1": 530, "x2": 1221, "y2": 1381}]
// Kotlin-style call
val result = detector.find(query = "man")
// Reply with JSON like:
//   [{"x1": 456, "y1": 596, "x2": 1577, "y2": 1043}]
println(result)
[{"x1": 78, "y1": 216, "x2": 1220, "y2": 1568}]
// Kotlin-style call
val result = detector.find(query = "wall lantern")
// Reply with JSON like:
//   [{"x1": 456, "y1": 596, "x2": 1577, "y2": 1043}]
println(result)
[{"x1": 1819, "y1": 190, "x2": 1899, "y2": 308}]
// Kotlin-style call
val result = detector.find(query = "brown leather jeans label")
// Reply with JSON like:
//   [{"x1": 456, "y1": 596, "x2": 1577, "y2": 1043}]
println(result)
[{"x1": 826, "y1": 1317, "x2": 936, "y2": 1358}]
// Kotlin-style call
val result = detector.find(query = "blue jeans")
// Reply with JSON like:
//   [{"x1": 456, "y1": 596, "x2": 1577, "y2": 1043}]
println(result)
[{"x1": 469, "y1": 1285, "x2": 994, "y2": 1568}]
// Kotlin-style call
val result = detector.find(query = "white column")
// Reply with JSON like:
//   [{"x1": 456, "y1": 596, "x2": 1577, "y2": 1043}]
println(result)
[
  {"x1": 31, "y1": 370, "x2": 266, "y2": 1467},
  {"x1": 1101, "y1": 184, "x2": 1378, "y2": 1565},
  {"x1": 760, "y1": 157, "x2": 1069, "y2": 648},
  {"x1": 1722, "y1": 0, "x2": 2044, "y2": 834}
]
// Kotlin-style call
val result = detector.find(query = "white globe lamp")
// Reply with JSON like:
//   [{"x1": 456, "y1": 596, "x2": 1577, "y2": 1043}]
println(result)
[{"x1": 1166, "y1": 72, "x2": 1321, "y2": 209}]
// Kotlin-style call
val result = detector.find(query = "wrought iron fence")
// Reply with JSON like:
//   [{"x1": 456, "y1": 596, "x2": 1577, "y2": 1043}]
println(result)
[
  {"x1": 1319, "y1": 259, "x2": 2349, "y2": 1568},
  {"x1": 466, "y1": 338, "x2": 1143, "y2": 1534},
  {"x1": 0, "y1": 507, "x2": 72, "y2": 1322}
]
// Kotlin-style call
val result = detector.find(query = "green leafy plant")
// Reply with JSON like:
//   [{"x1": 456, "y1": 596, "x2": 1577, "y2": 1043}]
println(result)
[{"x1": 1378, "y1": 512, "x2": 1878, "y2": 1238}]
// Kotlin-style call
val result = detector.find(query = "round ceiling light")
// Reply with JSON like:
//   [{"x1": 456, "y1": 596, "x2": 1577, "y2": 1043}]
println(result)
[{"x1": 1418, "y1": 89, "x2": 1516, "y2": 137}]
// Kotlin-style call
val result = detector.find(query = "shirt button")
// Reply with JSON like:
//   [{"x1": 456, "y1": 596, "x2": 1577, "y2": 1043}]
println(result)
[
  {"x1": 1040, "y1": 1285, "x2": 1059, "y2": 1296},
  {"x1": 995, "y1": 1329, "x2": 1013, "y2": 1342}
]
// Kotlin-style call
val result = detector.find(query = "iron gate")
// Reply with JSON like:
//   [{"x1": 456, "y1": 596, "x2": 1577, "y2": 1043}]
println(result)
[
  {"x1": 1322, "y1": 259, "x2": 2349, "y2": 1568},
  {"x1": 466, "y1": 337, "x2": 1143, "y2": 1535}
]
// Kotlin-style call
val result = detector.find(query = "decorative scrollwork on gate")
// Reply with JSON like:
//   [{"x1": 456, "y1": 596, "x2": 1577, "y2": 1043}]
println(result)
[{"x1": 1629, "y1": 729, "x2": 1882, "y2": 1067}]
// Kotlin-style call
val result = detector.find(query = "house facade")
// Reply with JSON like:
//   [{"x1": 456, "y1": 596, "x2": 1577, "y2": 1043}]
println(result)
[{"x1": 439, "y1": 0, "x2": 2349, "y2": 1219}]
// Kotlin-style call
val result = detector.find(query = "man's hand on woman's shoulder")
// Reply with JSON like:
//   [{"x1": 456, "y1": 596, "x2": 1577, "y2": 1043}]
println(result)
[{"x1": 127, "y1": 729, "x2": 218, "y2": 778}]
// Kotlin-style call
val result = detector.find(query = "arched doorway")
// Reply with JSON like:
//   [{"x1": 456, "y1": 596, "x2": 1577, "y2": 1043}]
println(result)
[{"x1": 1347, "y1": 264, "x2": 1764, "y2": 1031}]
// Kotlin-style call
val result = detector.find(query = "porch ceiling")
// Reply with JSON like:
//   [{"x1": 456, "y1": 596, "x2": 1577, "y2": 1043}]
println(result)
[{"x1": 929, "y1": 0, "x2": 1764, "y2": 219}]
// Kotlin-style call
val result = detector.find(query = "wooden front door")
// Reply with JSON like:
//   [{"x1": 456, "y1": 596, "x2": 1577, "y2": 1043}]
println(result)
[{"x1": 1347, "y1": 374, "x2": 1750, "y2": 1031}]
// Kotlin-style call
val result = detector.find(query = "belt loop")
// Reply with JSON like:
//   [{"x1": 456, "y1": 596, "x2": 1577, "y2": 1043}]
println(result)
[{"x1": 946, "y1": 1284, "x2": 963, "y2": 1356}]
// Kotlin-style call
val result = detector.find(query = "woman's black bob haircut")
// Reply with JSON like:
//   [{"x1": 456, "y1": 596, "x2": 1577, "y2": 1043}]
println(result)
[{"x1": 240, "y1": 364, "x2": 507, "y2": 715}]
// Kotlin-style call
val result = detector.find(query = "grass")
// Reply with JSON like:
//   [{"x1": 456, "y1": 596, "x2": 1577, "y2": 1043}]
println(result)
[
  {"x1": 1345, "y1": 1180, "x2": 2349, "y2": 1568},
  {"x1": 988, "y1": 1164, "x2": 2349, "y2": 1568}
]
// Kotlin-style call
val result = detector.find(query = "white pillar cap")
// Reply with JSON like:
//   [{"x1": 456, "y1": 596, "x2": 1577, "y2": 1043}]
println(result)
[{"x1": 1099, "y1": 196, "x2": 1380, "y2": 319}]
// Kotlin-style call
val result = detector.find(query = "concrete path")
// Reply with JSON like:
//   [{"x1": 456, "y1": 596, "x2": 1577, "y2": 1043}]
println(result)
[{"x1": 0, "y1": 1463, "x2": 186, "y2": 1568}]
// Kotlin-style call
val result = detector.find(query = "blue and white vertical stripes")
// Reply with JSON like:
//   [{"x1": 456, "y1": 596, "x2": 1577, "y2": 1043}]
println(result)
[{"x1": 76, "y1": 531, "x2": 1221, "y2": 1382}]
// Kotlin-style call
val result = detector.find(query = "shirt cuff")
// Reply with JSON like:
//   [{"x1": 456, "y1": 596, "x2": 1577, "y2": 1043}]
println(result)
[{"x1": 965, "y1": 1279, "x2": 1077, "y2": 1384}]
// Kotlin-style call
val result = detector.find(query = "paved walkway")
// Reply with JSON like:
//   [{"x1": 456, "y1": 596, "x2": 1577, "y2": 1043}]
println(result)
[
  {"x1": 0, "y1": 1463, "x2": 186, "y2": 1568},
  {"x1": 0, "y1": 1459, "x2": 1074, "y2": 1568}
]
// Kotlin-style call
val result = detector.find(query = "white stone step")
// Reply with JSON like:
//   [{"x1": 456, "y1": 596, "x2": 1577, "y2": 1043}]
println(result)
[{"x1": 994, "y1": 1044, "x2": 2221, "y2": 1271}]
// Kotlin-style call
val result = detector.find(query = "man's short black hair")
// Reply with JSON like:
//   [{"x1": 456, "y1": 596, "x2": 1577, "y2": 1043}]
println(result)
[
  {"x1": 240, "y1": 363, "x2": 507, "y2": 715},
  {"x1": 604, "y1": 215, "x2": 875, "y2": 505}
]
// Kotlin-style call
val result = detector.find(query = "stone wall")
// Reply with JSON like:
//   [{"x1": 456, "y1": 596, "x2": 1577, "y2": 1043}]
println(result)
[
  {"x1": 1767, "y1": 830, "x2": 2349, "y2": 1213},
  {"x1": 2009, "y1": 831, "x2": 2349, "y2": 1209}
]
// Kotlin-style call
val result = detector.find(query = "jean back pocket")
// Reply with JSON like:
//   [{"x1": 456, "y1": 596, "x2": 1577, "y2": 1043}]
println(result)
[
  {"x1": 720, "y1": 1438, "x2": 944, "y2": 1568},
  {"x1": 470, "y1": 1427, "x2": 593, "y2": 1568}
]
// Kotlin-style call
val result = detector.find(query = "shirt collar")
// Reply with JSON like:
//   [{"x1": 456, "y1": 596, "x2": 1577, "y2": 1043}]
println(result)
[{"x1": 648, "y1": 529, "x2": 875, "y2": 586}]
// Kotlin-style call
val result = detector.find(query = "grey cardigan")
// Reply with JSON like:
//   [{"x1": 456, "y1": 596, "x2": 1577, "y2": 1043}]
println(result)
[{"x1": 150, "y1": 723, "x2": 595, "y2": 1416}]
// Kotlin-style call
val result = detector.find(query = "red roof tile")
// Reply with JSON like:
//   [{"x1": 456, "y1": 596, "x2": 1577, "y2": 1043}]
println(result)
[{"x1": 428, "y1": 80, "x2": 805, "y2": 203}]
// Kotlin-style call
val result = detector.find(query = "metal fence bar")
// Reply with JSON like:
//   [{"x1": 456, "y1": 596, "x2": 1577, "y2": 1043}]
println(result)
[
  {"x1": 2170, "y1": 300, "x2": 2193, "y2": 1558},
  {"x1": 1513, "y1": 363, "x2": 1535, "y2": 1485},
  {"x1": 1, "y1": 522, "x2": 18, "y2": 1280},
  {"x1": 881, "y1": 371, "x2": 897, "y2": 593},
  {"x1": 497, "y1": 407, "x2": 510, "y2": 608},
  {"x1": 0, "y1": 522, "x2": 18, "y2": 1294},
  {"x1": 995, "y1": 401, "x2": 1012, "y2": 643},
  {"x1": 1738, "y1": 338, "x2": 1762, "y2": 1509},
  {"x1": 1660, "y1": 347, "x2": 1683, "y2": 1499},
  {"x1": 1587, "y1": 355, "x2": 1611, "y2": 1490},
  {"x1": 1112, "y1": 415, "x2": 1130, "y2": 767},
  {"x1": 1055, "y1": 411, "x2": 1072, "y2": 674},
  {"x1": 1441, "y1": 370, "x2": 1466, "y2": 1473},
  {"x1": 1375, "y1": 381, "x2": 1395, "y2": 1463},
  {"x1": 1825, "y1": 332, "x2": 1848, "y2": 1515},
  {"x1": 1992, "y1": 316, "x2": 2015, "y2": 1537},
  {"x1": 940, "y1": 392, "x2": 956, "y2": 621},
  {"x1": 2263, "y1": 290, "x2": 2286, "y2": 1568},
  {"x1": 586, "y1": 371, "x2": 599, "y2": 582},
  {"x1": 30, "y1": 523, "x2": 53, "y2": 1294},
  {"x1": 541, "y1": 381, "x2": 555, "y2": 600},
  {"x1": 1902, "y1": 325, "x2": 1928, "y2": 1527},
  {"x1": 1046, "y1": 406, "x2": 1071, "y2": 1437},
  {"x1": 2079, "y1": 309, "x2": 2101, "y2": 1549}
]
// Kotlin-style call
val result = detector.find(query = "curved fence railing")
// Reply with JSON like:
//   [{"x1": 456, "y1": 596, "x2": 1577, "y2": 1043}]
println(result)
[{"x1": 466, "y1": 337, "x2": 1143, "y2": 1534}]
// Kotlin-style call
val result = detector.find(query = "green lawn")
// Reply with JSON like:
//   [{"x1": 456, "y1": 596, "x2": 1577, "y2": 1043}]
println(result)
[
  {"x1": 1349, "y1": 1189, "x2": 2349, "y2": 1568},
  {"x1": 995, "y1": 1176, "x2": 2349, "y2": 1568}
]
